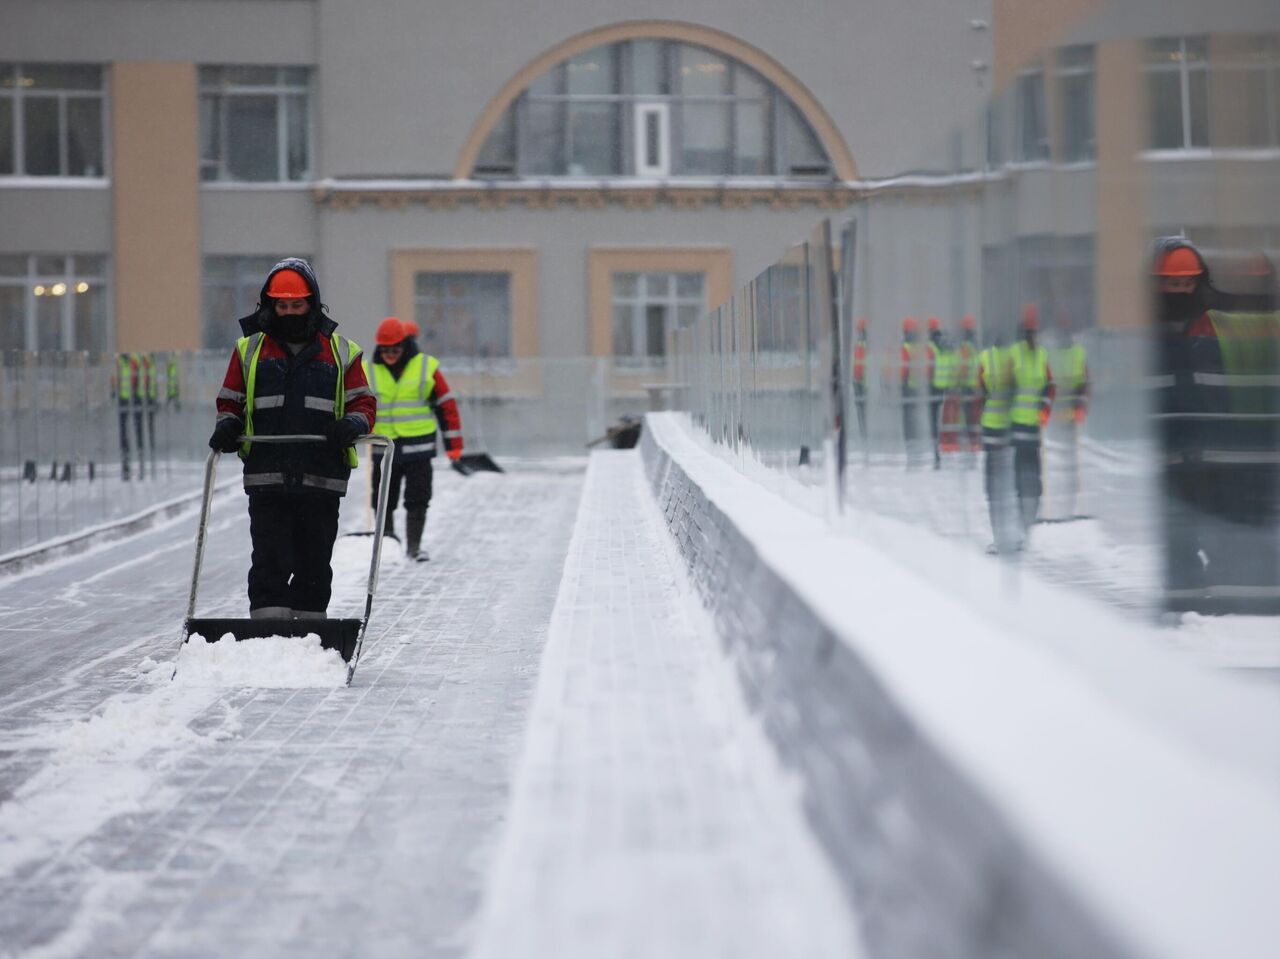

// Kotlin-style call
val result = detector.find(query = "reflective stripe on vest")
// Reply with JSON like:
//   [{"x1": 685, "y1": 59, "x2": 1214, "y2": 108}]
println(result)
[
  {"x1": 237, "y1": 332, "x2": 362, "y2": 467},
  {"x1": 369, "y1": 354, "x2": 439, "y2": 440},
  {"x1": 980, "y1": 346, "x2": 1013, "y2": 430},
  {"x1": 1010, "y1": 342, "x2": 1049, "y2": 427}
]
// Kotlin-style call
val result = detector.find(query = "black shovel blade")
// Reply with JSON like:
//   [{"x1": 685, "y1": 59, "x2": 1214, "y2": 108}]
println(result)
[
  {"x1": 451, "y1": 452, "x2": 504, "y2": 476},
  {"x1": 184, "y1": 617, "x2": 362, "y2": 663}
]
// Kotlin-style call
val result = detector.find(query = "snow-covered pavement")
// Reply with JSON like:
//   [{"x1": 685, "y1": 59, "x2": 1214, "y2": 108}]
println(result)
[
  {"x1": 0, "y1": 461, "x2": 585, "y2": 958},
  {"x1": 471, "y1": 451, "x2": 861, "y2": 957}
]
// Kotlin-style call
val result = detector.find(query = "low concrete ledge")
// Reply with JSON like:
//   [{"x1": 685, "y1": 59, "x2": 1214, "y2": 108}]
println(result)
[{"x1": 638, "y1": 417, "x2": 1135, "y2": 959}]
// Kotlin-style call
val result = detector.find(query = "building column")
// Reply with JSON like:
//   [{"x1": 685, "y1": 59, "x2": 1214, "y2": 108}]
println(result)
[{"x1": 111, "y1": 62, "x2": 201, "y2": 351}]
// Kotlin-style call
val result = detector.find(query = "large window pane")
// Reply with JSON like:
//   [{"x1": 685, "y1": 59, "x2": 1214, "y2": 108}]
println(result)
[
  {"x1": 224, "y1": 66, "x2": 276, "y2": 87},
  {"x1": 286, "y1": 93, "x2": 309, "y2": 179},
  {"x1": 613, "y1": 304, "x2": 634, "y2": 355},
  {"x1": 1060, "y1": 72, "x2": 1094, "y2": 160},
  {"x1": 522, "y1": 99, "x2": 563, "y2": 174},
  {"x1": 681, "y1": 102, "x2": 731, "y2": 174},
  {"x1": 226, "y1": 96, "x2": 278, "y2": 181},
  {"x1": 1015, "y1": 69, "x2": 1049, "y2": 160},
  {"x1": 414, "y1": 273, "x2": 511, "y2": 358},
  {"x1": 202, "y1": 255, "x2": 281, "y2": 348},
  {"x1": 66, "y1": 96, "x2": 104, "y2": 176},
  {"x1": 35, "y1": 290, "x2": 62, "y2": 351},
  {"x1": 22, "y1": 65, "x2": 101, "y2": 90},
  {"x1": 735, "y1": 100, "x2": 768, "y2": 174},
  {"x1": 1148, "y1": 71, "x2": 1184, "y2": 148},
  {"x1": 23, "y1": 97, "x2": 60, "y2": 175},
  {"x1": 199, "y1": 96, "x2": 221, "y2": 180},
  {"x1": 73, "y1": 283, "x2": 107, "y2": 354},
  {"x1": 631, "y1": 40, "x2": 666, "y2": 95},
  {"x1": 0, "y1": 287, "x2": 25, "y2": 351},
  {"x1": 566, "y1": 46, "x2": 615, "y2": 96},
  {"x1": 567, "y1": 102, "x2": 618, "y2": 175},
  {"x1": 0, "y1": 98, "x2": 12, "y2": 175},
  {"x1": 678, "y1": 46, "x2": 730, "y2": 96},
  {"x1": 783, "y1": 101, "x2": 828, "y2": 174},
  {"x1": 1188, "y1": 68, "x2": 1209, "y2": 147},
  {"x1": 476, "y1": 106, "x2": 516, "y2": 174}
]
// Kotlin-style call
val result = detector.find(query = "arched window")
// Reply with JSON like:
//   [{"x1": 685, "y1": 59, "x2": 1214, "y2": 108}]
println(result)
[{"x1": 474, "y1": 39, "x2": 832, "y2": 179}]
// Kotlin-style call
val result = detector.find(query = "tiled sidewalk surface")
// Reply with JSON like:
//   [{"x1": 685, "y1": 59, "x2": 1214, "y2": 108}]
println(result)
[
  {"x1": 0, "y1": 461, "x2": 584, "y2": 958},
  {"x1": 470, "y1": 450, "x2": 861, "y2": 958}
]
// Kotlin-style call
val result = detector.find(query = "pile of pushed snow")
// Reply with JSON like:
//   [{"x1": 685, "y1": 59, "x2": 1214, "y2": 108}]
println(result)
[{"x1": 177, "y1": 634, "x2": 347, "y2": 687}]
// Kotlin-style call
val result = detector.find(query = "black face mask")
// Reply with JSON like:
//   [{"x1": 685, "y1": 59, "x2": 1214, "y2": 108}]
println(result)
[
  {"x1": 274, "y1": 312, "x2": 312, "y2": 344},
  {"x1": 1157, "y1": 290, "x2": 1204, "y2": 326}
]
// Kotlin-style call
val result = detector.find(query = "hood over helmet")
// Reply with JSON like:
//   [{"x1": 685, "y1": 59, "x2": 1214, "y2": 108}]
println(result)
[{"x1": 238, "y1": 257, "x2": 336, "y2": 340}]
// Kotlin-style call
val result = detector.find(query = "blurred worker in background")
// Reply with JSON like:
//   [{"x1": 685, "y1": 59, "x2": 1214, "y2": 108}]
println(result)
[
  {"x1": 926, "y1": 317, "x2": 952, "y2": 469},
  {"x1": 900, "y1": 317, "x2": 923, "y2": 466},
  {"x1": 1051, "y1": 315, "x2": 1090, "y2": 518},
  {"x1": 208, "y1": 258, "x2": 375, "y2": 619},
  {"x1": 1009, "y1": 305, "x2": 1055, "y2": 539},
  {"x1": 978, "y1": 330, "x2": 1016, "y2": 552},
  {"x1": 112, "y1": 351, "x2": 146, "y2": 480},
  {"x1": 165, "y1": 353, "x2": 181, "y2": 412},
  {"x1": 1151, "y1": 238, "x2": 1280, "y2": 614},
  {"x1": 853, "y1": 316, "x2": 868, "y2": 443},
  {"x1": 957, "y1": 315, "x2": 982, "y2": 457},
  {"x1": 366, "y1": 317, "x2": 464, "y2": 562}
]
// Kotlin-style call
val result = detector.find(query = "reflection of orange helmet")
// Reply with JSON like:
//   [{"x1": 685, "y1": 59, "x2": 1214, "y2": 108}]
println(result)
[
  {"x1": 403, "y1": 319, "x2": 420, "y2": 337},
  {"x1": 1021, "y1": 303, "x2": 1040, "y2": 330},
  {"x1": 961, "y1": 314, "x2": 976, "y2": 331},
  {"x1": 1153, "y1": 247, "x2": 1204, "y2": 277},
  {"x1": 264, "y1": 268, "x2": 311, "y2": 299},
  {"x1": 902, "y1": 316, "x2": 919, "y2": 333},
  {"x1": 376, "y1": 317, "x2": 407, "y2": 346},
  {"x1": 856, "y1": 316, "x2": 868, "y2": 332},
  {"x1": 927, "y1": 316, "x2": 941, "y2": 332}
]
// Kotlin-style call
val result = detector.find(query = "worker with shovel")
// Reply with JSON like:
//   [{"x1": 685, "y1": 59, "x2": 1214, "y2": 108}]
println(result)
[
  {"x1": 366, "y1": 317, "x2": 463, "y2": 562},
  {"x1": 207, "y1": 258, "x2": 376, "y2": 618}
]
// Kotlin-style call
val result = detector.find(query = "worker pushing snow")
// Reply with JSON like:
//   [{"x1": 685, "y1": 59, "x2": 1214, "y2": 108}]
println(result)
[{"x1": 207, "y1": 257, "x2": 377, "y2": 619}]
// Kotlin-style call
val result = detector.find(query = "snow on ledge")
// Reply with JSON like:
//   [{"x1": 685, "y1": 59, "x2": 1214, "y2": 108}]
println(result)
[{"x1": 645, "y1": 411, "x2": 1280, "y2": 959}]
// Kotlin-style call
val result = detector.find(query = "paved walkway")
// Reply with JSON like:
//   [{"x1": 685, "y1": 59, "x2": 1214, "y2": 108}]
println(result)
[
  {"x1": 0, "y1": 461, "x2": 584, "y2": 958},
  {"x1": 471, "y1": 450, "x2": 861, "y2": 958}
]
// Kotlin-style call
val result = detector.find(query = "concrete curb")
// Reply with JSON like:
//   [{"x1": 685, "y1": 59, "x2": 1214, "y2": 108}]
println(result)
[
  {"x1": 0, "y1": 478, "x2": 237, "y2": 577},
  {"x1": 638, "y1": 417, "x2": 1138, "y2": 959}
]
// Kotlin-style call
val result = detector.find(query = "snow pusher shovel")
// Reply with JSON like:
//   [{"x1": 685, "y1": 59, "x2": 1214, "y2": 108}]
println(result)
[
  {"x1": 175, "y1": 433, "x2": 395, "y2": 687},
  {"x1": 451, "y1": 451, "x2": 504, "y2": 476}
]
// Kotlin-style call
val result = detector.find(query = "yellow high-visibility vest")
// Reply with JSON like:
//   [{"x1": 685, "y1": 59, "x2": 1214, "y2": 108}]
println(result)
[{"x1": 369, "y1": 353, "x2": 439, "y2": 440}]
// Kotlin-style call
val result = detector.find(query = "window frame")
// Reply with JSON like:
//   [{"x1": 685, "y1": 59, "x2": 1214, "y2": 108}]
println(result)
[
  {"x1": 1055, "y1": 45, "x2": 1096, "y2": 163},
  {"x1": 198, "y1": 66, "x2": 313, "y2": 184},
  {"x1": 0, "y1": 63, "x2": 109, "y2": 180},
  {"x1": 1144, "y1": 36, "x2": 1211, "y2": 152},
  {"x1": 412, "y1": 271, "x2": 515, "y2": 361},
  {"x1": 610, "y1": 270, "x2": 706, "y2": 368},
  {"x1": 0, "y1": 253, "x2": 111, "y2": 352}
]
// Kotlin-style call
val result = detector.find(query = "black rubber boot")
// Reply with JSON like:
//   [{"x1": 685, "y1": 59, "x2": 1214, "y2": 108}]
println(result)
[{"x1": 406, "y1": 509, "x2": 429, "y2": 562}]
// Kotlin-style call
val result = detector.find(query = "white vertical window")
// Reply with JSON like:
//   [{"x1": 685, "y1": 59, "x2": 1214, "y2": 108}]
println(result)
[{"x1": 634, "y1": 103, "x2": 669, "y2": 176}]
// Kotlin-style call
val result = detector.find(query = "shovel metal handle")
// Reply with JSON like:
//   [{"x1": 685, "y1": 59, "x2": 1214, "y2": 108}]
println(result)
[{"x1": 185, "y1": 433, "x2": 395, "y2": 633}]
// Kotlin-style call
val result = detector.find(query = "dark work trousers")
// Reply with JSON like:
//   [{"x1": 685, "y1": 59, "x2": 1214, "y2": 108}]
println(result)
[
  {"x1": 247, "y1": 491, "x2": 341, "y2": 614},
  {"x1": 118, "y1": 403, "x2": 146, "y2": 479},
  {"x1": 901, "y1": 387, "x2": 919, "y2": 463},
  {"x1": 371, "y1": 455, "x2": 434, "y2": 514},
  {"x1": 983, "y1": 440, "x2": 1017, "y2": 552},
  {"x1": 1012, "y1": 430, "x2": 1043, "y2": 532},
  {"x1": 928, "y1": 387, "x2": 945, "y2": 466}
]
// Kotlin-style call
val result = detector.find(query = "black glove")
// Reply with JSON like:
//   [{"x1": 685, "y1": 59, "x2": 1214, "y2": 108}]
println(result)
[
  {"x1": 323, "y1": 416, "x2": 362, "y2": 450},
  {"x1": 208, "y1": 419, "x2": 243, "y2": 453}
]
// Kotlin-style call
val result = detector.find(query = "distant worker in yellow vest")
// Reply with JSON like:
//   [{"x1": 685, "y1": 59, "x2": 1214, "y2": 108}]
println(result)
[
  {"x1": 925, "y1": 316, "x2": 952, "y2": 468},
  {"x1": 900, "y1": 317, "x2": 923, "y2": 466},
  {"x1": 1009, "y1": 305, "x2": 1056, "y2": 538},
  {"x1": 957, "y1": 315, "x2": 982, "y2": 454},
  {"x1": 112, "y1": 351, "x2": 146, "y2": 480},
  {"x1": 367, "y1": 317, "x2": 464, "y2": 562},
  {"x1": 978, "y1": 331, "x2": 1016, "y2": 552}
]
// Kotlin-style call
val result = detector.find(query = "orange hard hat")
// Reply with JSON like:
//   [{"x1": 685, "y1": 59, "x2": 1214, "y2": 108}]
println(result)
[
  {"x1": 403, "y1": 319, "x2": 421, "y2": 337},
  {"x1": 961, "y1": 314, "x2": 976, "y2": 330},
  {"x1": 264, "y1": 268, "x2": 311, "y2": 299},
  {"x1": 902, "y1": 316, "x2": 919, "y2": 332},
  {"x1": 1021, "y1": 303, "x2": 1040, "y2": 330},
  {"x1": 927, "y1": 316, "x2": 941, "y2": 332},
  {"x1": 376, "y1": 317, "x2": 407, "y2": 346},
  {"x1": 1152, "y1": 247, "x2": 1204, "y2": 277}
]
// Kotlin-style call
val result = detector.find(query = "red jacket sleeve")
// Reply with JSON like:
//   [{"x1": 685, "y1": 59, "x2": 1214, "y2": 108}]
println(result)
[
  {"x1": 429, "y1": 369, "x2": 463, "y2": 454},
  {"x1": 215, "y1": 350, "x2": 246, "y2": 425},
  {"x1": 342, "y1": 350, "x2": 377, "y2": 433}
]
